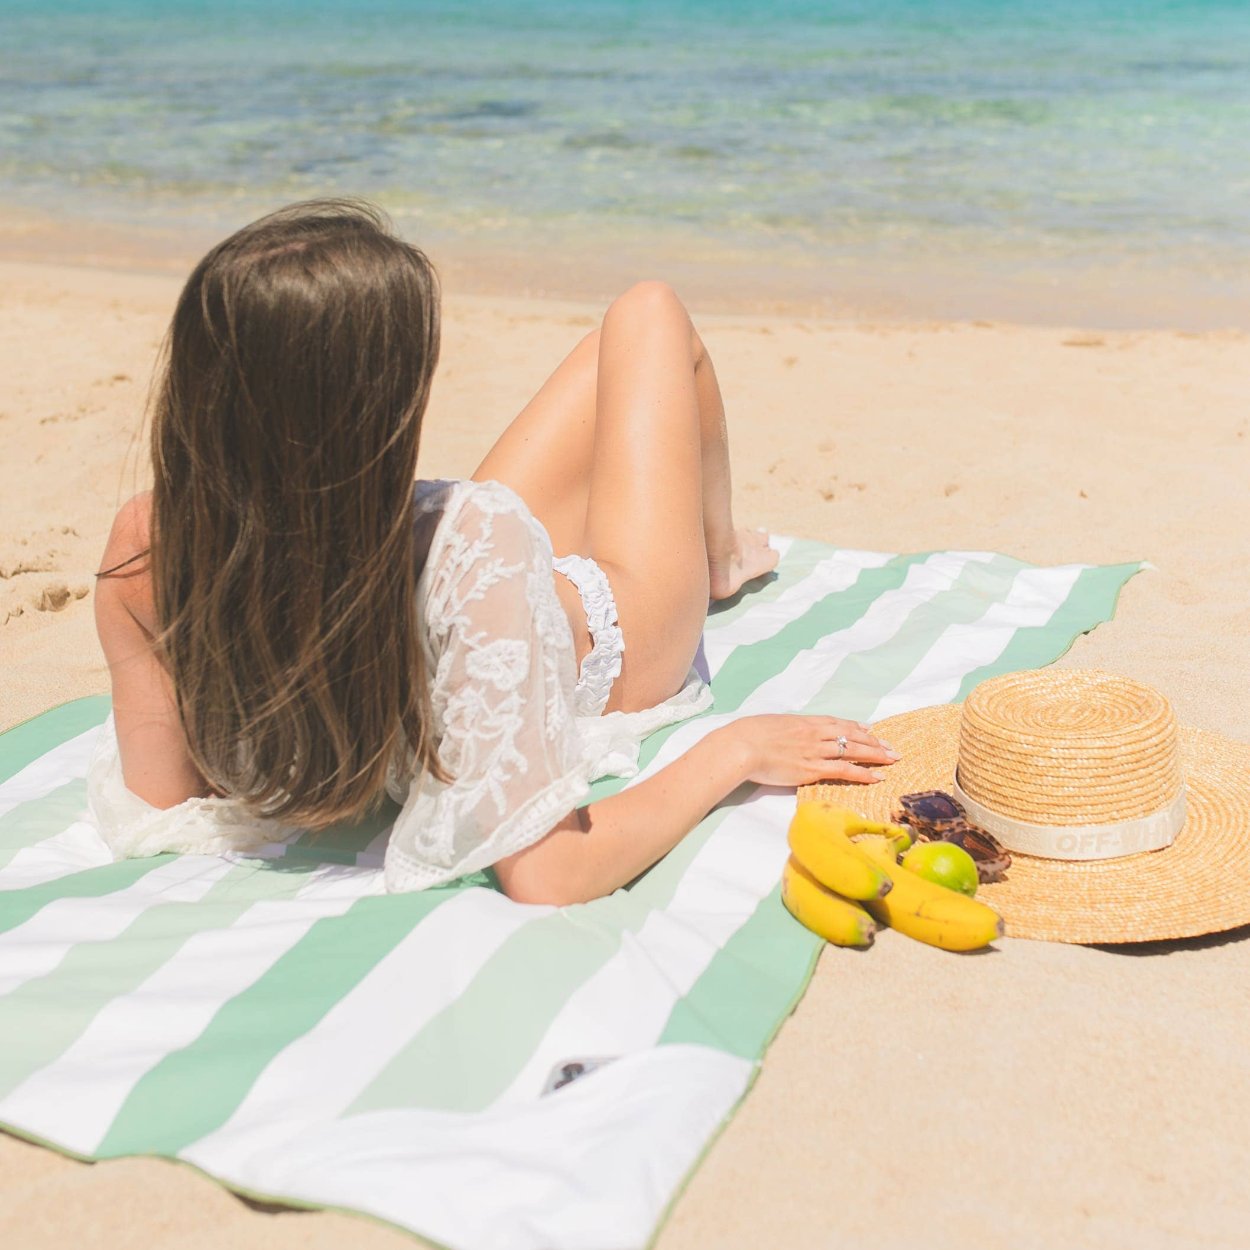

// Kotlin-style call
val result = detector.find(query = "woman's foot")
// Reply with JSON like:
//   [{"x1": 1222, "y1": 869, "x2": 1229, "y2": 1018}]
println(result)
[{"x1": 708, "y1": 528, "x2": 780, "y2": 600}]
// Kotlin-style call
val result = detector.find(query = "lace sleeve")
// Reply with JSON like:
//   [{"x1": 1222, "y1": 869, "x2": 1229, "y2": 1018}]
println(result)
[{"x1": 383, "y1": 481, "x2": 590, "y2": 892}]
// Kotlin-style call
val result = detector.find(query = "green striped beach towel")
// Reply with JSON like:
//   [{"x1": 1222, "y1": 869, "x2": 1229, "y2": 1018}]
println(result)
[{"x1": 0, "y1": 540, "x2": 1141, "y2": 1250}]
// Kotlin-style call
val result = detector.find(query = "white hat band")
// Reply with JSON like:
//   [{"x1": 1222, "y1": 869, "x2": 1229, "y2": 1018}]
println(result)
[{"x1": 952, "y1": 773, "x2": 1187, "y2": 861}]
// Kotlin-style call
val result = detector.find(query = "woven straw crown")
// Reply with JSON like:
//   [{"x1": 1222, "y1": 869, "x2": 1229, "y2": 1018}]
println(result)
[{"x1": 957, "y1": 669, "x2": 1183, "y2": 826}]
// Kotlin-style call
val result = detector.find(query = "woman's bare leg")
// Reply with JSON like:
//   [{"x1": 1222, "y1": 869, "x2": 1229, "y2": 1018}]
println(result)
[
  {"x1": 474, "y1": 281, "x2": 777, "y2": 711},
  {"x1": 473, "y1": 330, "x2": 599, "y2": 558}
]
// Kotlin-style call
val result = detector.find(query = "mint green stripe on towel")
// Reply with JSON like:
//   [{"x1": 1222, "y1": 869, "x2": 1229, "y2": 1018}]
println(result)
[
  {"x1": 350, "y1": 802, "x2": 740, "y2": 1115},
  {"x1": 951, "y1": 562, "x2": 1144, "y2": 704},
  {"x1": 94, "y1": 889, "x2": 451, "y2": 1157},
  {"x1": 0, "y1": 696, "x2": 110, "y2": 786},
  {"x1": 0, "y1": 779, "x2": 88, "y2": 870},
  {"x1": 659, "y1": 885, "x2": 821, "y2": 1059},
  {"x1": 709, "y1": 552, "x2": 933, "y2": 714},
  {"x1": 0, "y1": 862, "x2": 315, "y2": 1100},
  {"x1": 0, "y1": 856, "x2": 177, "y2": 938},
  {"x1": 801, "y1": 555, "x2": 1020, "y2": 719}
]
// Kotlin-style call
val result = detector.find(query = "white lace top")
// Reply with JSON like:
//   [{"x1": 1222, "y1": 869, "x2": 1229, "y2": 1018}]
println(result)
[{"x1": 86, "y1": 479, "x2": 712, "y2": 891}]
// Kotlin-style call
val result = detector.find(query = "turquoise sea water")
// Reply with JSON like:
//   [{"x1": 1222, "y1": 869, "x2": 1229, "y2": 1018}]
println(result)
[{"x1": 2, "y1": 0, "x2": 1248, "y2": 318}]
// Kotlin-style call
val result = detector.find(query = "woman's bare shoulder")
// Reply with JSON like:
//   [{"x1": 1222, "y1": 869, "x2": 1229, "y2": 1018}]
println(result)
[
  {"x1": 97, "y1": 491, "x2": 155, "y2": 633},
  {"x1": 103, "y1": 491, "x2": 152, "y2": 552}
]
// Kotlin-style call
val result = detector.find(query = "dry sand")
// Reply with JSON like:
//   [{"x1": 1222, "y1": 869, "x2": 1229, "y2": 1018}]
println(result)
[{"x1": 2, "y1": 257, "x2": 1249, "y2": 1249}]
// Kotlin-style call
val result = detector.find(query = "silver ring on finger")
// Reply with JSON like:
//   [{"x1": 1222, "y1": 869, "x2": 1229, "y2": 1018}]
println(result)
[{"x1": 836, "y1": 735, "x2": 848, "y2": 758}]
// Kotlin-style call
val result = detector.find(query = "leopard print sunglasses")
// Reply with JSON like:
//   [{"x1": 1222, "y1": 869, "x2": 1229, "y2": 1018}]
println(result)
[{"x1": 893, "y1": 790, "x2": 1011, "y2": 884}]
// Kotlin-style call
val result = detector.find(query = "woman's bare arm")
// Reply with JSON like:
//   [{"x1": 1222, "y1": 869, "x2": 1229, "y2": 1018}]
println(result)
[
  {"x1": 494, "y1": 716, "x2": 899, "y2": 905},
  {"x1": 95, "y1": 494, "x2": 210, "y2": 809}
]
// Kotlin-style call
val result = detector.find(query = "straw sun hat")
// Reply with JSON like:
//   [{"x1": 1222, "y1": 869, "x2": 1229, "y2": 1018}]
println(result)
[{"x1": 803, "y1": 669, "x2": 1250, "y2": 944}]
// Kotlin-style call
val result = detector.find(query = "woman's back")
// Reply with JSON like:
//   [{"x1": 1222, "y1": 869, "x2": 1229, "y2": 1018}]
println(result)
[{"x1": 90, "y1": 476, "x2": 711, "y2": 886}]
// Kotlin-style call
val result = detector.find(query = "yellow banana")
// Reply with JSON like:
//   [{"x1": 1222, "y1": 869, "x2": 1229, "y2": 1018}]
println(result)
[
  {"x1": 781, "y1": 856, "x2": 876, "y2": 948},
  {"x1": 787, "y1": 801, "x2": 911, "y2": 900},
  {"x1": 854, "y1": 835, "x2": 1005, "y2": 952}
]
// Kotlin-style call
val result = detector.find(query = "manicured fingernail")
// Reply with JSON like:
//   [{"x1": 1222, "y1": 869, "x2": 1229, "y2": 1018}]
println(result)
[
  {"x1": 886, "y1": 750, "x2": 901, "y2": 761},
  {"x1": 858, "y1": 722, "x2": 870, "y2": 730},
  {"x1": 881, "y1": 740, "x2": 896, "y2": 751},
  {"x1": 869, "y1": 771, "x2": 885, "y2": 782}
]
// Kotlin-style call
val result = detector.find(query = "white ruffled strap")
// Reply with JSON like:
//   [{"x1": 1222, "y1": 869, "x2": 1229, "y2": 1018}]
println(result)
[{"x1": 552, "y1": 554, "x2": 625, "y2": 718}]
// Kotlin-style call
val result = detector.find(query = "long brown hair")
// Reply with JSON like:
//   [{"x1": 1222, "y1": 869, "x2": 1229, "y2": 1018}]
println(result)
[{"x1": 143, "y1": 198, "x2": 442, "y2": 828}]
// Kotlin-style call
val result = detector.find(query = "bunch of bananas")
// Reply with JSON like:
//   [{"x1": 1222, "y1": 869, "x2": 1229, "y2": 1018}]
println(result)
[{"x1": 781, "y1": 801, "x2": 1005, "y2": 951}]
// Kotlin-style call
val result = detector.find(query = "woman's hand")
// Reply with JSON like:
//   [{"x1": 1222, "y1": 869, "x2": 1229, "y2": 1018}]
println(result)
[{"x1": 724, "y1": 715, "x2": 900, "y2": 788}]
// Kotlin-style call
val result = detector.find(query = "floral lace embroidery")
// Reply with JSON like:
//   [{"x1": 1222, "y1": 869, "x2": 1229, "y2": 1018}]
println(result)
[{"x1": 382, "y1": 480, "x2": 590, "y2": 890}]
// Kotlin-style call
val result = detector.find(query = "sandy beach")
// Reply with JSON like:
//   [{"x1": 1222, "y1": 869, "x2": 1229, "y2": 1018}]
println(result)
[{"x1": 2, "y1": 254, "x2": 1249, "y2": 1248}]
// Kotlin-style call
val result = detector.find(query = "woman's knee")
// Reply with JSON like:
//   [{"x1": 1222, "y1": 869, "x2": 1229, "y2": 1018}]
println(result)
[
  {"x1": 604, "y1": 280, "x2": 694, "y2": 344},
  {"x1": 616, "y1": 278, "x2": 685, "y2": 310}
]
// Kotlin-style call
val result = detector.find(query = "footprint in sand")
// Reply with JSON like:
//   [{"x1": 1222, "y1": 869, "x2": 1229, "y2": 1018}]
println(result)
[
  {"x1": 3, "y1": 581, "x2": 89, "y2": 622},
  {"x1": 0, "y1": 530, "x2": 90, "y2": 621},
  {"x1": 0, "y1": 525, "x2": 81, "y2": 581},
  {"x1": 35, "y1": 581, "x2": 82, "y2": 612},
  {"x1": 0, "y1": 551, "x2": 57, "y2": 579}
]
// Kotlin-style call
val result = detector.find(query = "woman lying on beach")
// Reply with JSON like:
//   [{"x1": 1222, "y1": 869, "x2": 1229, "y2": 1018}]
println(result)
[{"x1": 93, "y1": 199, "x2": 899, "y2": 904}]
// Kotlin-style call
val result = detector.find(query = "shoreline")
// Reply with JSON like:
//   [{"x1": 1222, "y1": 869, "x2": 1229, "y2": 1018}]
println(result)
[{"x1": 3, "y1": 203, "x2": 1248, "y2": 332}]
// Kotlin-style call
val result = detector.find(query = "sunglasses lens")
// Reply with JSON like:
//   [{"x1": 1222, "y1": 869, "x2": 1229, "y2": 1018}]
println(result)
[
  {"x1": 961, "y1": 831, "x2": 994, "y2": 859},
  {"x1": 952, "y1": 830, "x2": 1011, "y2": 880},
  {"x1": 907, "y1": 792, "x2": 963, "y2": 823}
]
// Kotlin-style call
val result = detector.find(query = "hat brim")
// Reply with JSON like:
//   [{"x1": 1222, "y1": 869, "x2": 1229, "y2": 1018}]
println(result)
[{"x1": 800, "y1": 704, "x2": 1250, "y2": 944}]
